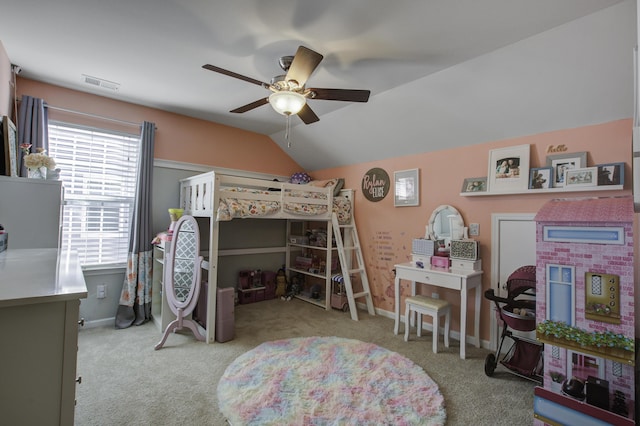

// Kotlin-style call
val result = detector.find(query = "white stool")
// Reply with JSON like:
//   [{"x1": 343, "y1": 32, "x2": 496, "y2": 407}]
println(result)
[{"x1": 404, "y1": 295, "x2": 451, "y2": 353}]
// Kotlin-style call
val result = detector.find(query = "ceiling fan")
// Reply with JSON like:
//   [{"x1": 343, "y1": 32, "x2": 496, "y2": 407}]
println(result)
[{"x1": 202, "y1": 46, "x2": 371, "y2": 126}]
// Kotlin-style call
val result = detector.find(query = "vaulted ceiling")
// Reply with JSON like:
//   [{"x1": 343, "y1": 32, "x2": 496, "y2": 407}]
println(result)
[{"x1": 0, "y1": 0, "x2": 634, "y2": 170}]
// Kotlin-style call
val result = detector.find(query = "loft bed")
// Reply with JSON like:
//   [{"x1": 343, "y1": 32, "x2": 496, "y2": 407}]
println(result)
[{"x1": 177, "y1": 171, "x2": 354, "y2": 343}]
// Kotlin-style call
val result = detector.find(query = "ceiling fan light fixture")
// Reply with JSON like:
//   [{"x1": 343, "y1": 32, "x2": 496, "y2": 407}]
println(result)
[{"x1": 269, "y1": 91, "x2": 306, "y2": 116}]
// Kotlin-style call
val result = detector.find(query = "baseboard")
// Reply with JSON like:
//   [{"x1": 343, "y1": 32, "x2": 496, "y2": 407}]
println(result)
[
  {"x1": 82, "y1": 317, "x2": 115, "y2": 329},
  {"x1": 363, "y1": 303, "x2": 492, "y2": 351}
]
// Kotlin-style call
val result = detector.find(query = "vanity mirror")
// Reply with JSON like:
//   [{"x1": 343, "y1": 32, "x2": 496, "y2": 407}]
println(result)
[
  {"x1": 155, "y1": 214, "x2": 205, "y2": 350},
  {"x1": 427, "y1": 204, "x2": 465, "y2": 245}
]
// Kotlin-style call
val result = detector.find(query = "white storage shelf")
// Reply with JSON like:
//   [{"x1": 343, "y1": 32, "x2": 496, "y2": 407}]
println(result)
[
  {"x1": 287, "y1": 221, "x2": 339, "y2": 310},
  {"x1": 152, "y1": 242, "x2": 173, "y2": 332}
]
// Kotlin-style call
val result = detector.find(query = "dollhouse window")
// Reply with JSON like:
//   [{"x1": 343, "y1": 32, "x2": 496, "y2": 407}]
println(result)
[
  {"x1": 567, "y1": 350, "x2": 605, "y2": 382},
  {"x1": 545, "y1": 264, "x2": 576, "y2": 326},
  {"x1": 613, "y1": 362, "x2": 623, "y2": 377},
  {"x1": 543, "y1": 226, "x2": 625, "y2": 245}
]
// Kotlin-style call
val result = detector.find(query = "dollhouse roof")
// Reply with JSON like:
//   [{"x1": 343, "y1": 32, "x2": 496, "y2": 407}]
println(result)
[{"x1": 534, "y1": 196, "x2": 634, "y2": 223}]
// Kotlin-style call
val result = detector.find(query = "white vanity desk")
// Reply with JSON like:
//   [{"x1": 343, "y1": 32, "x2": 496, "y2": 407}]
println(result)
[
  {"x1": 0, "y1": 249, "x2": 88, "y2": 426},
  {"x1": 394, "y1": 262, "x2": 482, "y2": 359}
]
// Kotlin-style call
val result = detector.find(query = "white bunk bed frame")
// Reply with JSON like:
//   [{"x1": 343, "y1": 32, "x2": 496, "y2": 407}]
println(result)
[{"x1": 178, "y1": 171, "x2": 354, "y2": 343}]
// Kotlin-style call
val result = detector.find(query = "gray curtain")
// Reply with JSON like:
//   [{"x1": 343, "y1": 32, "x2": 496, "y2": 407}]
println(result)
[
  {"x1": 115, "y1": 121, "x2": 156, "y2": 329},
  {"x1": 17, "y1": 95, "x2": 48, "y2": 177}
]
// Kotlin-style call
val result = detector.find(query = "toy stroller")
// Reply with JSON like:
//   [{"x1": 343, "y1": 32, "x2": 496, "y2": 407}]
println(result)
[
  {"x1": 484, "y1": 265, "x2": 543, "y2": 384},
  {"x1": 331, "y1": 274, "x2": 349, "y2": 312}
]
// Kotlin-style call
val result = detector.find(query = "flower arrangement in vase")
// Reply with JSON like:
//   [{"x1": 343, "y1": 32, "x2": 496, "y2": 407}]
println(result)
[{"x1": 20, "y1": 144, "x2": 56, "y2": 179}]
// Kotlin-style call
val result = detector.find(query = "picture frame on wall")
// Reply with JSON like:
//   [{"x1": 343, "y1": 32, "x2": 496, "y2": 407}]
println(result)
[
  {"x1": 460, "y1": 177, "x2": 487, "y2": 193},
  {"x1": 487, "y1": 144, "x2": 530, "y2": 193},
  {"x1": 2, "y1": 116, "x2": 18, "y2": 177},
  {"x1": 564, "y1": 166, "x2": 597, "y2": 188},
  {"x1": 596, "y1": 162, "x2": 624, "y2": 186},
  {"x1": 528, "y1": 167, "x2": 553, "y2": 190},
  {"x1": 394, "y1": 168, "x2": 419, "y2": 207},
  {"x1": 545, "y1": 151, "x2": 587, "y2": 188}
]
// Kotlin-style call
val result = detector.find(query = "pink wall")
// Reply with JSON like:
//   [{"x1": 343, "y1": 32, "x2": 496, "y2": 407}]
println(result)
[
  {"x1": 16, "y1": 78, "x2": 302, "y2": 176},
  {"x1": 314, "y1": 119, "x2": 633, "y2": 340}
]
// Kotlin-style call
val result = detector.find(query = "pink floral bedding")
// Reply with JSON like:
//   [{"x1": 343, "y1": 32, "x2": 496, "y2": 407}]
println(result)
[{"x1": 216, "y1": 187, "x2": 352, "y2": 223}]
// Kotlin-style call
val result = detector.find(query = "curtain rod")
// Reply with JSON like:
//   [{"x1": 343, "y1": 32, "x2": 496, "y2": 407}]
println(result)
[
  {"x1": 17, "y1": 96, "x2": 143, "y2": 128},
  {"x1": 45, "y1": 104, "x2": 141, "y2": 128}
]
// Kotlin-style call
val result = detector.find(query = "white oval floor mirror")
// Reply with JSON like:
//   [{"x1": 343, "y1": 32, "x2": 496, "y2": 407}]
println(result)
[{"x1": 155, "y1": 215, "x2": 205, "y2": 350}]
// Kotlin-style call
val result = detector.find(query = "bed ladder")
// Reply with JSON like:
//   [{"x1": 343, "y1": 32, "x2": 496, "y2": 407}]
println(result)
[{"x1": 332, "y1": 213, "x2": 376, "y2": 321}]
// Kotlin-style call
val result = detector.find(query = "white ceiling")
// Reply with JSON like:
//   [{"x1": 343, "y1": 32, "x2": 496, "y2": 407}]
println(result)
[{"x1": 0, "y1": 0, "x2": 634, "y2": 170}]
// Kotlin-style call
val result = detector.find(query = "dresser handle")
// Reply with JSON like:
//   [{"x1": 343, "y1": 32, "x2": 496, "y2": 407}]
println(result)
[
  {"x1": 76, "y1": 376, "x2": 82, "y2": 384},
  {"x1": 78, "y1": 318, "x2": 85, "y2": 327}
]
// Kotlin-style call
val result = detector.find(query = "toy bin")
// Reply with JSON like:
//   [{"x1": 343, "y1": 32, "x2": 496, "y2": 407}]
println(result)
[
  {"x1": 431, "y1": 255, "x2": 450, "y2": 269},
  {"x1": 262, "y1": 271, "x2": 277, "y2": 299},
  {"x1": 215, "y1": 287, "x2": 235, "y2": 343},
  {"x1": 238, "y1": 271, "x2": 251, "y2": 289},
  {"x1": 238, "y1": 288, "x2": 256, "y2": 304}
]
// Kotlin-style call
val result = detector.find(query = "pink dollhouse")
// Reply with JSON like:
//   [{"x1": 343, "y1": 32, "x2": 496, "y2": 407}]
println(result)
[{"x1": 533, "y1": 196, "x2": 636, "y2": 425}]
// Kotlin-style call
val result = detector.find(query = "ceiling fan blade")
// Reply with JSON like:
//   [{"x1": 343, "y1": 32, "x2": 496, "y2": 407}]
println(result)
[
  {"x1": 285, "y1": 46, "x2": 323, "y2": 87},
  {"x1": 297, "y1": 104, "x2": 320, "y2": 124},
  {"x1": 230, "y1": 97, "x2": 269, "y2": 113},
  {"x1": 202, "y1": 64, "x2": 270, "y2": 88},
  {"x1": 309, "y1": 88, "x2": 371, "y2": 103}
]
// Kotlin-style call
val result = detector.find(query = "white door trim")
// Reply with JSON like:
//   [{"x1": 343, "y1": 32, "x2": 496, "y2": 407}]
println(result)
[{"x1": 489, "y1": 213, "x2": 536, "y2": 350}]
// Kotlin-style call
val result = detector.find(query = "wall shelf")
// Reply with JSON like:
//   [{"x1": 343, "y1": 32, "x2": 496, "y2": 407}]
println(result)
[{"x1": 460, "y1": 184, "x2": 623, "y2": 197}]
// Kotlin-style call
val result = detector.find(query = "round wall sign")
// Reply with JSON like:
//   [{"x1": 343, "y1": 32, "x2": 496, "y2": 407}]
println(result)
[{"x1": 361, "y1": 167, "x2": 390, "y2": 202}]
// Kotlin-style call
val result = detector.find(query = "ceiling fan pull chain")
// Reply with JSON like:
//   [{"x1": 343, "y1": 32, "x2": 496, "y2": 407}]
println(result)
[{"x1": 285, "y1": 114, "x2": 292, "y2": 147}]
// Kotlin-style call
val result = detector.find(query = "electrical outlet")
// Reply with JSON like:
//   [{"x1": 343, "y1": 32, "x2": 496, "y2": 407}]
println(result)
[
  {"x1": 431, "y1": 292, "x2": 439, "y2": 299},
  {"x1": 97, "y1": 284, "x2": 106, "y2": 299},
  {"x1": 469, "y1": 223, "x2": 480, "y2": 236}
]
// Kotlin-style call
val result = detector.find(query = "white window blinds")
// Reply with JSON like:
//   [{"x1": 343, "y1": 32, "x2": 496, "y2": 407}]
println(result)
[{"x1": 48, "y1": 121, "x2": 140, "y2": 267}]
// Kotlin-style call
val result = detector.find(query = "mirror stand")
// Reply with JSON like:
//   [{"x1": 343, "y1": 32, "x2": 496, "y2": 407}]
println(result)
[{"x1": 155, "y1": 215, "x2": 205, "y2": 350}]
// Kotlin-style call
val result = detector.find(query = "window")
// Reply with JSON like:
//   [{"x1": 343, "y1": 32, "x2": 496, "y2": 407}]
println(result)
[
  {"x1": 48, "y1": 121, "x2": 140, "y2": 267},
  {"x1": 545, "y1": 264, "x2": 575, "y2": 326}
]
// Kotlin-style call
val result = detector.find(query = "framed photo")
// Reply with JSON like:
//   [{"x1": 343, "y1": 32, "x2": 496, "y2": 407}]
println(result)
[
  {"x1": 545, "y1": 151, "x2": 587, "y2": 188},
  {"x1": 596, "y1": 162, "x2": 624, "y2": 186},
  {"x1": 487, "y1": 144, "x2": 530, "y2": 193},
  {"x1": 564, "y1": 166, "x2": 597, "y2": 188},
  {"x1": 528, "y1": 167, "x2": 553, "y2": 190},
  {"x1": 394, "y1": 168, "x2": 419, "y2": 207},
  {"x1": 461, "y1": 177, "x2": 487, "y2": 193},
  {"x1": 2, "y1": 116, "x2": 18, "y2": 177}
]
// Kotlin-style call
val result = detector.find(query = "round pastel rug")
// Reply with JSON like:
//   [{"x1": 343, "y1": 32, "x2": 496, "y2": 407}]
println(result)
[{"x1": 217, "y1": 336, "x2": 446, "y2": 425}]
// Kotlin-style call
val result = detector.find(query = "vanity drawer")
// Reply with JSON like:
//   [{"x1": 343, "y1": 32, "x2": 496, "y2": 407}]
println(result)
[
  {"x1": 411, "y1": 254, "x2": 432, "y2": 267},
  {"x1": 450, "y1": 258, "x2": 482, "y2": 272},
  {"x1": 396, "y1": 266, "x2": 462, "y2": 290}
]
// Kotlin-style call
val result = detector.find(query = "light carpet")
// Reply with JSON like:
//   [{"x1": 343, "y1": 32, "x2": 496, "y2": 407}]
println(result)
[{"x1": 218, "y1": 336, "x2": 446, "y2": 425}]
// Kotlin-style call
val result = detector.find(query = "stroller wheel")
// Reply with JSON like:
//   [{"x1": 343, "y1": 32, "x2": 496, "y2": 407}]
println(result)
[{"x1": 484, "y1": 353, "x2": 496, "y2": 377}]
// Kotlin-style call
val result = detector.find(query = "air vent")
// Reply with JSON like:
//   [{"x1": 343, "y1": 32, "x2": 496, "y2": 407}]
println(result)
[{"x1": 82, "y1": 74, "x2": 120, "y2": 91}]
